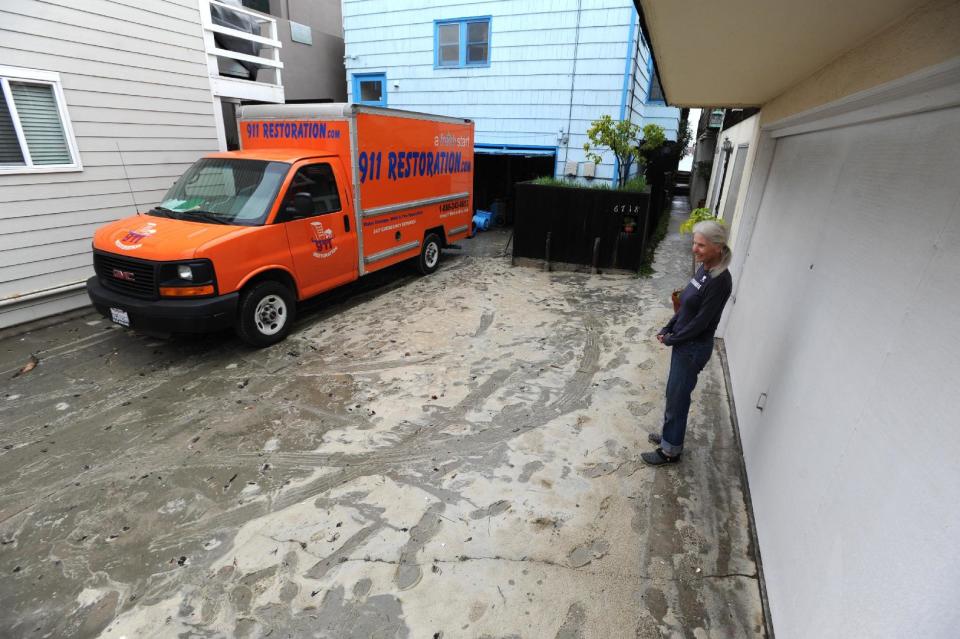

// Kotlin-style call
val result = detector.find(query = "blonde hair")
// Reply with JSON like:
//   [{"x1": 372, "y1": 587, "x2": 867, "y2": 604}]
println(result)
[{"x1": 693, "y1": 220, "x2": 732, "y2": 276}]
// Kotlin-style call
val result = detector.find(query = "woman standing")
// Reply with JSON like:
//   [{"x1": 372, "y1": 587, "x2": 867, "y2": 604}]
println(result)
[{"x1": 642, "y1": 220, "x2": 733, "y2": 466}]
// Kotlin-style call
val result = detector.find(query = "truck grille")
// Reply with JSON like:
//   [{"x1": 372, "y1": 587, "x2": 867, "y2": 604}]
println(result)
[{"x1": 94, "y1": 251, "x2": 157, "y2": 299}]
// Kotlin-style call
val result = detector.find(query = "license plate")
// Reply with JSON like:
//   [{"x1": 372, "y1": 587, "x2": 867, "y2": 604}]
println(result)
[{"x1": 109, "y1": 307, "x2": 130, "y2": 327}]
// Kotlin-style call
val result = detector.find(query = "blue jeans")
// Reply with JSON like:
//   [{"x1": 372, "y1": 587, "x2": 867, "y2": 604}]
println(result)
[{"x1": 659, "y1": 339, "x2": 714, "y2": 457}]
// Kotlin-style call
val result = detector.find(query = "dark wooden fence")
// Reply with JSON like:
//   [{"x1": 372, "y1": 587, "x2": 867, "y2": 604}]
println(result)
[{"x1": 513, "y1": 182, "x2": 656, "y2": 271}]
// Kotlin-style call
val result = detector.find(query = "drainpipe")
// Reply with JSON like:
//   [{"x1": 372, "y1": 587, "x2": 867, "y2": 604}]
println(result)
[{"x1": 561, "y1": 0, "x2": 582, "y2": 174}]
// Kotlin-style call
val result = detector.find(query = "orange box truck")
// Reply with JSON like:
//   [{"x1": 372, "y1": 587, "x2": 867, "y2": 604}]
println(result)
[{"x1": 86, "y1": 104, "x2": 474, "y2": 346}]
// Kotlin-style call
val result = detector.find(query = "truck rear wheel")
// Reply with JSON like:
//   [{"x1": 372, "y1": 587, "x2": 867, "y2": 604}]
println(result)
[
  {"x1": 236, "y1": 280, "x2": 296, "y2": 347},
  {"x1": 417, "y1": 233, "x2": 442, "y2": 275}
]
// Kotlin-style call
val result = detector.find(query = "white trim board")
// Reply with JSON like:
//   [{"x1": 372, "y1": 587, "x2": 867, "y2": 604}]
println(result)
[{"x1": 765, "y1": 56, "x2": 960, "y2": 138}]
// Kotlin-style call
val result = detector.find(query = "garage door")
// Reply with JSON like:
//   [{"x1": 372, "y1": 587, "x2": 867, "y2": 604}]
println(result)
[{"x1": 723, "y1": 96, "x2": 960, "y2": 638}]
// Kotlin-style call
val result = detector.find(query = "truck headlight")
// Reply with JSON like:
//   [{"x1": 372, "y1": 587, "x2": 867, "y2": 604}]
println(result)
[{"x1": 158, "y1": 260, "x2": 216, "y2": 297}]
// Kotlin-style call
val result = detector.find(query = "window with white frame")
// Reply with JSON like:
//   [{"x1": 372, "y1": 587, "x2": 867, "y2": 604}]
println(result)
[
  {"x1": 435, "y1": 17, "x2": 491, "y2": 68},
  {"x1": 0, "y1": 66, "x2": 81, "y2": 173}
]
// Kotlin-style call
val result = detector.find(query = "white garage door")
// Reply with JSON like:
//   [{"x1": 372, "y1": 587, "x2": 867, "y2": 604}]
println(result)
[{"x1": 723, "y1": 90, "x2": 960, "y2": 637}]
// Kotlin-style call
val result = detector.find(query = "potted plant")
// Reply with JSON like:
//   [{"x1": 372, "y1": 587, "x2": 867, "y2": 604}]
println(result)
[{"x1": 513, "y1": 117, "x2": 670, "y2": 272}]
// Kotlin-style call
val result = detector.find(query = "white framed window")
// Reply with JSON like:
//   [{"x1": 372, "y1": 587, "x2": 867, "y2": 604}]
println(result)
[{"x1": 0, "y1": 65, "x2": 82, "y2": 174}]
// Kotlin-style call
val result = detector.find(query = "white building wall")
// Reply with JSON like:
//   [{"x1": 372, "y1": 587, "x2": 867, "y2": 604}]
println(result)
[
  {"x1": 640, "y1": 104, "x2": 680, "y2": 141},
  {"x1": 0, "y1": 0, "x2": 220, "y2": 329},
  {"x1": 342, "y1": 0, "x2": 679, "y2": 183},
  {"x1": 710, "y1": 114, "x2": 762, "y2": 338},
  {"x1": 627, "y1": 35, "x2": 651, "y2": 124},
  {"x1": 704, "y1": 114, "x2": 760, "y2": 237},
  {"x1": 628, "y1": 36, "x2": 678, "y2": 141},
  {"x1": 722, "y1": 63, "x2": 960, "y2": 638}
]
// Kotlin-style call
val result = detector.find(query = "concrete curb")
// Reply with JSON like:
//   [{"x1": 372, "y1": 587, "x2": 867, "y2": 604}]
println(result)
[{"x1": 717, "y1": 337, "x2": 776, "y2": 639}]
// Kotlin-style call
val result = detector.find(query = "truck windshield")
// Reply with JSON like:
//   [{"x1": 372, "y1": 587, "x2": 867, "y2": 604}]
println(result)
[{"x1": 152, "y1": 158, "x2": 289, "y2": 226}]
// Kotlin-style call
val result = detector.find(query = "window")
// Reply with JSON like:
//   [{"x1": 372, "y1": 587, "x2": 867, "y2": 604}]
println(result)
[
  {"x1": 0, "y1": 65, "x2": 81, "y2": 173},
  {"x1": 156, "y1": 158, "x2": 288, "y2": 226},
  {"x1": 281, "y1": 163, "x2": 341, "y2": 220},
  {"x1": 435, "y1": 17, "x2": 491, "y2": 68},
  {"x1": 240, "y1": 0, "x2": 271, "y2": 14},
  {"x1": 352, "y1": 73, "x2": 387, "y2": 107},
  {"x1": 646, "y1": 58, "x2": 665, "y2": 104}
]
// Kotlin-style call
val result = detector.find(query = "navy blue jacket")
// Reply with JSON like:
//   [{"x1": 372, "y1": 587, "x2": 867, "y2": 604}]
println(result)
[{"x1": 659, "y1": 265, "x2": 732, "y2": 345}]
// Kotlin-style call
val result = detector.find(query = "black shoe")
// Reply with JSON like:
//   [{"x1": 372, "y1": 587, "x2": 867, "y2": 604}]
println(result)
[
  {"x1": 647, "y1": 433, "x2": 661, "y2": 445},
  {"x1": 641, "y1": 448, "x2": 681, "y2": 466}
]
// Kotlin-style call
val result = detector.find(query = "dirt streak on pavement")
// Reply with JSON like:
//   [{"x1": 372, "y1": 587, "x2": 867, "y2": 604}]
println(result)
[{"x1": 0, "y1": 214, "x2": 764, "y2": 638}]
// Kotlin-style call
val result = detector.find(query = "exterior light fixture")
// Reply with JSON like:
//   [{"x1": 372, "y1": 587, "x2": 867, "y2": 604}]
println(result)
[{"x1": 714, "y1": 138, "x2": 735, "y2": 211}]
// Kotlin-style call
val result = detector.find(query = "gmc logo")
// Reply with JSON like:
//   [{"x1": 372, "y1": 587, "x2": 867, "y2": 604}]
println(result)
[{"x1": 112, "y1": 269, "x2": 136, "y2": 282}]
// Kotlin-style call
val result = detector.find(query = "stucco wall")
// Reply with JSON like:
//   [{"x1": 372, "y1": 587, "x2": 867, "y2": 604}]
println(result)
[
  {"x1": 761, "y1": 0, "x2": 960, "y2": 124},
  {"x1": 707, "y1": 115, "x2": 760, "y2": 250},
  {"x1": 691, "y1": 4, "x2": 960, "y2": 634},
  {"x1": 725, "y1": 98, "x2": 960, "y2": 638}
]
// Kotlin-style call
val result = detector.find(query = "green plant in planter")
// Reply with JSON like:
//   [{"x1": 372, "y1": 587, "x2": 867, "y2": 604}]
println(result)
[
  {"x1": 680, "y1": 207, "x2": 719, "y2": 234},
  {"x1": 529, "y1": 174, "x2": 648, "y2": 192},
  {"x1": 638, "y1": 123, "x2": 667, "y2": 176}
]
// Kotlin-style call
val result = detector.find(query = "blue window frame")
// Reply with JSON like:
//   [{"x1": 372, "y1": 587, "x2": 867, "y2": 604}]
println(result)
[
  {"x1": 434, "y1": 16, "x2": 491, "y2": 68},
  {"x1": 646, "y1": 58, "x2": 665, "y2": 104},
  {"x1": 352, "y1": 73, "x2": 387, "y2": 106}
]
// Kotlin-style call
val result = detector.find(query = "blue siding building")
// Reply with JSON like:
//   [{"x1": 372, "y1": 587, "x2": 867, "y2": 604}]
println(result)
[{"x1": 342, "y1": 0, "x2": 680, "y2": 209}]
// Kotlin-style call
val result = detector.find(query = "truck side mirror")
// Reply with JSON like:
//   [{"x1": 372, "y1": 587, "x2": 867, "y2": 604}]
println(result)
[{"x1": 284, "y1": 192, "x2": 314, "y2": 219}]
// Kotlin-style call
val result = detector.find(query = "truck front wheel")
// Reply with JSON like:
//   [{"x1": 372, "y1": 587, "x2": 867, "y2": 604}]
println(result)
[
  {"x1": 236, "y1": 281, "x2": 296, "y2": 347},
  {"x1": 418, "y1": 233, "x2": 442, "y2": 275}
]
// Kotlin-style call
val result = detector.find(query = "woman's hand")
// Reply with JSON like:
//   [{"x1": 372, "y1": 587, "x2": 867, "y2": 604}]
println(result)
[{"x1": 656, "y1": 333, "x2": 666, "y2": 344}]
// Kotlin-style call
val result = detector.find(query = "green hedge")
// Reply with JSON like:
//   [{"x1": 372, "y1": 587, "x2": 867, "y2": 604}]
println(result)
[{"x1": 529, "y1": 175, "x2": 648, "y2": 193}]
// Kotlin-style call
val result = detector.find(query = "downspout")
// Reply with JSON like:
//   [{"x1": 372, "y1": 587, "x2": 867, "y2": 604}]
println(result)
[
  {"x1": 614, "y1": 12, "x2": 638, "y2": 187},
  {"x1": 561, "y1": 0, "x2": 582, "y2": 172}
]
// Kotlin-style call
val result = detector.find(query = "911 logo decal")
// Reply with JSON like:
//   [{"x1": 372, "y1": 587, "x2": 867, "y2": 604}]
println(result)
[
  {"x1": 311, "y1": 221, "x2": 337, "y2": 258},
  {"x1": 115, "y1": 222, "x2": 158, "y2": 251}
]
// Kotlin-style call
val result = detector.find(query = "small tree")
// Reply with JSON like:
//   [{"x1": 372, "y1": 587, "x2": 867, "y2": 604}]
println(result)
[
  {"x1": 674, "y1": 109, "x2": 693, "y2": 162},
  {"x1": 639, "y1": 122, "x2": 667, "y2": 167},
  {"x1": 583, "y1": 116, "x2": 666, "y2": 186}
]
